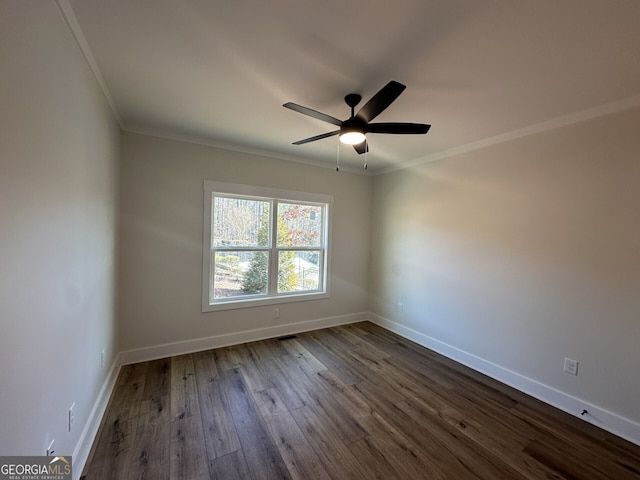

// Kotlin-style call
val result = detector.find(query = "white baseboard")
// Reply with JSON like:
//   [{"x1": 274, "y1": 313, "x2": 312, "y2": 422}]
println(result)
[
  {"x1": 369, "y1": 313, "x2": 640, "y2": 447},
  {"x1": 72, "y1": 354, "x2": 121, "y2": 480},
  {"x1": 71, "y1": 312, "x2": 365, "y2": 476},
  {"x1": 120, "y1": 312, "x2": 368, "y2": 365},
  {"x1": 72, "y1": 309, "x2": 638, "y2": 478}
]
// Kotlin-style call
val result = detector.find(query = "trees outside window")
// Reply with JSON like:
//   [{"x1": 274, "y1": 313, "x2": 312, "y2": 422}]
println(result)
[
  {"x1": 241, "y1": 210, "x2": 298, "y2": 295},
  {"x1": 202, "y1": 181, "x2": 331, "y2": 312}
]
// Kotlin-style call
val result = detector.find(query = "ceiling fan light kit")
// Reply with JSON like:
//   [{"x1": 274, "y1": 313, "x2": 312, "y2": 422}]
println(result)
[
  {"x1": 284, "y1": 80, "x2": 430, "y2": 168},
  {"x1": 340, "y1": 131, "x2": 366, "y2": 145}
]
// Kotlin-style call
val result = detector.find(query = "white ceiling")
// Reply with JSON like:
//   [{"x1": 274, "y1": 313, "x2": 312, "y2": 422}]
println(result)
[{"x1": 64, "y1": 0, "x2": 640, "y2": 173}]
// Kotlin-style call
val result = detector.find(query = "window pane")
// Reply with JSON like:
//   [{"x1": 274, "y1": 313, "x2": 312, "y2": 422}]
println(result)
[
  {"x1": 213, "y1": 197, "x2": 270, "y2": 247},
  {"x1": 277, "y1": 203, "x2": 322, "y2": 247},
  {"x1": 278, "y1": 250, "x2": 321, "y2": 293},
  {"x1": 213, "y1": 251, "x2": 268, "y2": 298}
]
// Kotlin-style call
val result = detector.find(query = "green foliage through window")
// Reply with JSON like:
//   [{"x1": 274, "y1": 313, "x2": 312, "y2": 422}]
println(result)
[{"x1": 210, "y1": 193, "x2": 326, "y2": 302}]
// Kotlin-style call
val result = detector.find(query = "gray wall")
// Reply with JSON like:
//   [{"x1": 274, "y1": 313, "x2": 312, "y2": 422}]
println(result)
[
  {"x1": 118, "y1": 132, "x2": 372, "y2": 353},
  {"x1": 0, "y1": 1, "x2": 120, "y2": 458},
  {"x1": 370, "y1": 107, "x2": 640, "y2": 436}
]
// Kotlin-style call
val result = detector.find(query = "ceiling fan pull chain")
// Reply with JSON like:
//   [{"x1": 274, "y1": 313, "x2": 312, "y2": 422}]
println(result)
[
  {"x1": 364, "y1": 141, "x2": 368, "y2": 170},
  {"x1": 336, "y1": 137, "x2": 340, "y2": 171}
]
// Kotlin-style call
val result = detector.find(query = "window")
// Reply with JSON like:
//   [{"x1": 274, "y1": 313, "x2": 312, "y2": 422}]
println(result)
[{"x1": 202, "y1": 181, "x2": 332, "y2": 311}]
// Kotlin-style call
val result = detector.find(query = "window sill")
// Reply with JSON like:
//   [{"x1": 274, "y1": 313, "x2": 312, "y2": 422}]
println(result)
[{"x1": 202, "y1": 290, "x2": 330, "y2": 313}]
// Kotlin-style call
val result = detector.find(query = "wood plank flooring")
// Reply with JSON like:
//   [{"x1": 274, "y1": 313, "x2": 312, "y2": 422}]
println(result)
[{"x1": 81, "y1": 322, "x2": 640, "y2": 479}]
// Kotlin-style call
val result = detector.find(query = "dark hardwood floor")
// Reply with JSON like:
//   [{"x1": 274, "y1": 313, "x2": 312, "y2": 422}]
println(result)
[{"x1": 81, "y1": 322, "x2": 640, "y2": 479}]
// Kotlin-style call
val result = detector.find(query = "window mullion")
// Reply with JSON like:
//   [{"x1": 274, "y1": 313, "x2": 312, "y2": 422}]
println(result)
[
  {"x1": 212, "y1": 246, "x2": 270, "y2": 252},
  {"x1": 203, "y1": 181, "x2": 331, "y2": 312},
  {"x1": 269, "y1": 200, "x2": 278, "y2": 295}
]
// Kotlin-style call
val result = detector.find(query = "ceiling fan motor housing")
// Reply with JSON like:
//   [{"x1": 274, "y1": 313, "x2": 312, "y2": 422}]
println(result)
[{"x1": 341, "y1": 116, "x2": 367, "y2": 135}]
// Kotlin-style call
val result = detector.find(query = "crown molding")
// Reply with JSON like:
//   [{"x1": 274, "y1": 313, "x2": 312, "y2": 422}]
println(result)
[
  {"x1": 55, "y1": 0, "x2": 123, "y2": 128},
  {"x1": 123, "y1": 125, "x2": 372, "y2": 176},
  {"x1": 376, "y1": 94, "x2": 640, "y2": 176},
  {"x1": 53, "y1": 0, "x2": 640, "y2": 179}
]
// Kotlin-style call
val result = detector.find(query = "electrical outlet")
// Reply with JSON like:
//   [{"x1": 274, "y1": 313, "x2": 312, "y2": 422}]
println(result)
[
  {"x1": 273, "y1": 308, "x2": 280, "y2": 319},
  {"x1": 68, "y1": 403, "x2": 75, "y2": 432},
  {"x1": 563, "y1": 357, "x2": 578, "y2": 375},
  {"x1": 46, "y1": 439, "x2": 55, "y2": 456},
  {"x1": 397, "y1": 302, "x2": 404, "y2": 313},
  {"x1": 101, "y1": 349, "x2": 105, "y2": 368}
]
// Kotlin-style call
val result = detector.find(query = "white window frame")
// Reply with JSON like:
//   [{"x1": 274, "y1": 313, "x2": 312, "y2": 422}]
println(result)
[{"x1": 202, "y1": 180, "x2": 332, "y2": 312}]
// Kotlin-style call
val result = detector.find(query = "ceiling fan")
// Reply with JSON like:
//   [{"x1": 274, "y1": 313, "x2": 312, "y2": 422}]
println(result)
[{"x1": 283, "y1": 80, "x2": 430, "y2": 154}]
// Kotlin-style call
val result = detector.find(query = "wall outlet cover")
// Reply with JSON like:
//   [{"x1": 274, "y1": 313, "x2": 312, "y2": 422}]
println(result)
[{"x1": 564, "y1": 357, "x2": 579, "y2": 375}]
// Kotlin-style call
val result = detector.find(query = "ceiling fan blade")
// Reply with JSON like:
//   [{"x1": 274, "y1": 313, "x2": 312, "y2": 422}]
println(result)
[
  {"x1": 283, "y1": 102, "x2": 343, "y2": 126},
  {"x1": 366, "y1": 122, "x2": 431, "y2": 134},
  {"x1": 292, "y1": 130, "x2": 340, "y2": 145},
  {"x1": 356, "y1": 81, "x2": 406, "y2": 123},
  {"x1": 353, "y1": 139, "x2": 369, "y2": 155}
]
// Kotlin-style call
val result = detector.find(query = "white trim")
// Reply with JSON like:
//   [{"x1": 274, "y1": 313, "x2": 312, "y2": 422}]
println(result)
[
  {"x1": 74, "y1": 311, "x2": 639, "y2": 476},
  {"x1": 369, "y1": 313, "x2": 640, "y2": 447},
  {"x1": 53, "y1": 0, "x2": 640, "y2": 178},
  {"x1": 120, "y1": 312, "x2": 367, "y2": 365},
  {"x1": 123, "y1": 126, "x2": 371, "y2": 175},
  {"x1": 124, "y1": 94, "x2": 640, "y2": 178},
  {"x1": 71, "y1": 354, "x2": 122, "y2": 480},
  {"x1": 202, "y1": 181, "x2": 333, "y2": 312},
  {"x1": 375, "y1": 94, "x2": 640, "y2": 176},
  {"x1": 54, "y1": 0, "x2": 123, "y2": 128},
  {"x1": 204, "y1": 180, "x2": 334, "y2": 206}
]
